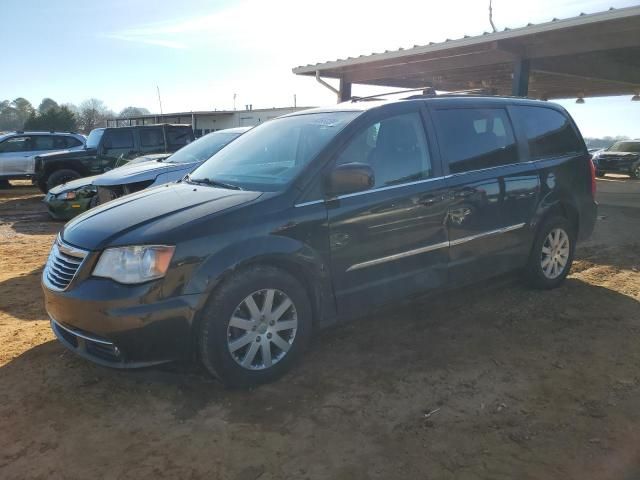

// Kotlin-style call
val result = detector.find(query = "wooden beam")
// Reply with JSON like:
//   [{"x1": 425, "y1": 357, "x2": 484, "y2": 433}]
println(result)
[
  {"x1": 341, "y1": 48, "x2": 515, "y2": 84},
  {"x1": 338, "y1": 79, "x2": 352, "y2": 102},
  {"x1": 512, "y1": 59, "x2": 530, "y2": 96},
  {"x1": 532, "y1": 53, "x2": 640, "y2": 85}
]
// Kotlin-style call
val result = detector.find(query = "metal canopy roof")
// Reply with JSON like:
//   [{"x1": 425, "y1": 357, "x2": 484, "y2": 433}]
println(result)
[{"x1": 293, "y1": 6, "x2": 640, "y2": 99}]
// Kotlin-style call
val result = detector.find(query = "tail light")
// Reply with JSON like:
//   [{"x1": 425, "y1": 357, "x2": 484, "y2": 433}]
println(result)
[{"x1": 588, "y1": 155, "x2": 597, "y2": 197}]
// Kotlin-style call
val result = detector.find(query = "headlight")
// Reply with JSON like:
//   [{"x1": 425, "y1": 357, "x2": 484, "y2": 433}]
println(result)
[
  {"x1": 58, "y1": 191, "x2": 76, "y2": 200},
  {"x1": 93, "y1": 245, "x2": 175, "y2": 284}
]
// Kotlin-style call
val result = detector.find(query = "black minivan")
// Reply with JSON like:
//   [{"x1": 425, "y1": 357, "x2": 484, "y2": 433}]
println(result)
[{"x1": 42, "y1": 96, "x2": 597, "y2": 387}]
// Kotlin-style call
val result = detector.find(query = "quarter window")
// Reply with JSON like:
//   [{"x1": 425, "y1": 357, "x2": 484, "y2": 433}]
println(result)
[
  {"x1": 64, "y1": 137, "x2": 83, "y2": 148},
  {"x1": 139, "y1": 128, "x2": 164, "y2": 148},
  {"x1": 511, "y1": 106, "x2": 583, "y2": 159},
  {"x1": 335, "y1": 112, "x2": 433, "y2": 188},
  {"x1": 167, "y1": 127, "x2": 192, "y2": 149},
  {"x1": 434, "y1": 108, "x2": 518, "y2": 174}
]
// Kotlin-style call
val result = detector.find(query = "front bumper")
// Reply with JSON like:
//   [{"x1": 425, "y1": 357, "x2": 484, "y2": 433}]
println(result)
[
  {"x1": 44, "y1": 193, "x2": 93, "y2": 220},
  {"x1": 595, "y1": 158, "x2": 639, "y2": 174},
  {"x1": 43, "y1": 276, "x2": 204, "y2": 367}
]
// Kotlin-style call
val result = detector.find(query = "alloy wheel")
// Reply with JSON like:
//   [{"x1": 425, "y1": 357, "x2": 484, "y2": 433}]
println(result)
[
  {"x1": 540, "y1": 228, "x2": 570, "y2": 279},
  {"x1": 226, "y1": 289, "x2": 298, "y2": 370}
]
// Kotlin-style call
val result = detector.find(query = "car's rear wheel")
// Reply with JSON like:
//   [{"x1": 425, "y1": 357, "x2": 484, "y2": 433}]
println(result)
[
  {"x1": 46, "y1": 169, "x2": 81, "y2": 191},
  {"x1": 198, "y1": 266, "x2": 312, "y2": 388},
  {"x1": 630, "y1": 164, "x2": 640, "y2": 179},
  {"x1": 524, "y1": 216, "x2": 575, "y2": 289}
]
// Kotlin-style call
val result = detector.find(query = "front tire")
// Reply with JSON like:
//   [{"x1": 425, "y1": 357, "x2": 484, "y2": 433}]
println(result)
[
  {"x1": 524, "y1": 216, "x2": 575, "y2": 289},
  {"x1": 596, "y1": 170, "x2": 606, "y2": 178},
  {"x1": 46, "y1": 169, "x2": 81, "y2": 191},
  {"x1": 198, "y1": 266, "x2": 312, "y2": 388},
  {"x1": 630, "y1": 164, "x2": 640, "y2": 179}
]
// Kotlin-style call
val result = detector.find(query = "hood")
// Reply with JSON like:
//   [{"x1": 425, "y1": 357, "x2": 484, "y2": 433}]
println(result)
[
  {"x1": 37, "y1": 148, "x2": 96, "y2": 161},
  {"x1": 61, "y1": 182, "x2": 262, "y2": 250},
  {"x1": 49, "y1": 175, "x2": 100, "y2": 194},
  {"x1": 93, "y1": 159, "x2": 199, "y2": 186}
]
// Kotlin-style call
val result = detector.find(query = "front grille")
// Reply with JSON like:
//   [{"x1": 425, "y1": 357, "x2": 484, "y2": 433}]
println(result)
[{"x1": 43, "y1": 237, "x2": 88, "y2": 291}]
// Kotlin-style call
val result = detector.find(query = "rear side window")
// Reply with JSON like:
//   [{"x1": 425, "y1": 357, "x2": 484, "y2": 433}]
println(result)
[
  {"x1": 33, "y1": 136, "x2": 55, "y2": 151},
  {"x1": 139, "y1": 128, "x2": 164, "y2": 148},
  {"x1": 335, "y1": 112, "x2": 433, "y2": 188},
  {"x1": 511, "y1": 106, "x2": 583, "y2": 159},
  {"x1": 434, "y1": 108, "x2": 518, "y2": 174},
  {"x1": 103, "y1": 129, "x2": 134, "y2": 149},
  {"x1": 167, "y1": 127, "x2": 192, "y2": 150}
]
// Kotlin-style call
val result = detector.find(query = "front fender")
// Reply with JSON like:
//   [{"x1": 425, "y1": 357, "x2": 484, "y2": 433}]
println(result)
[{"x1": 182, "y1": 234, "x2": 336, "y2": 325}]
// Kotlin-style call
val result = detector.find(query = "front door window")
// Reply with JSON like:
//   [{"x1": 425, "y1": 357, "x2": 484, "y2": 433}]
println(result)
[{"x1": 335, "y1": 111, "x2": 433, "y2": 188}]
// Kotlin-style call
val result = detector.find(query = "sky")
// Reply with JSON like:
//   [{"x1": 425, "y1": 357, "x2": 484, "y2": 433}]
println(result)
[{"x1": 1, "y1": 0, "x2": 639, "y2": 137}]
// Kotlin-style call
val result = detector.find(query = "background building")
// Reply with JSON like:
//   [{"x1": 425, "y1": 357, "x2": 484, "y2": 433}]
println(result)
[{"x1": 107, "y1": 106, "x2": 312, "y2": 136}]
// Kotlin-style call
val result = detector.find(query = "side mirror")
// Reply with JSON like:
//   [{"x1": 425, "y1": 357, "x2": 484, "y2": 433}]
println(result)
[{"x1": 326, "y1": 162, "x2": 375, "y2": 197}]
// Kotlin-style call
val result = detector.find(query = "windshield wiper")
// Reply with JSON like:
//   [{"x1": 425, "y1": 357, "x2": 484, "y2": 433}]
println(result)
[{"x1": 185, "y1": 174, "x2": 243, "y2": 190}]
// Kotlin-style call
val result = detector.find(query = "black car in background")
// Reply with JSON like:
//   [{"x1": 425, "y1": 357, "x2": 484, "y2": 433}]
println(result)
[
  {"x1": 592, "y1": 139, "x2": 640, "y2": 178},
  {"x1": 42, "y1": 96, "x2": 597, "y2": 387},
  {"x1": 34, "y1": 124, "x2": 194, "y2": 192}
]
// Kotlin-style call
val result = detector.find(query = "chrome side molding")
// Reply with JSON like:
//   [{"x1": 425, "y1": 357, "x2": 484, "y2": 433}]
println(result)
[
  {"x1": 346, "y1": 241, "x2": 450, "y2": 272},
  {"x1": 449, "y1": 223, "x2": 526, "y2": 247},
  {"x1": 346, "y1": 223, "x2": 526, "y2": 272}
]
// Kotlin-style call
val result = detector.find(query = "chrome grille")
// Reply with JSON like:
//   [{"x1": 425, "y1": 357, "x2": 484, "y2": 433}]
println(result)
[{"x1": 43, "y1": 237, "x2": 88, "y2": 291}]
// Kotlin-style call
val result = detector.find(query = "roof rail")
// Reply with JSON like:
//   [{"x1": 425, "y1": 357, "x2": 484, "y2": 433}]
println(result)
[
  {"x1": 350, "y1": 87, "x2": 436, "y2": 102},
  {"x1": 350, "y1": 86, "x2": 498, "y2": 102}
]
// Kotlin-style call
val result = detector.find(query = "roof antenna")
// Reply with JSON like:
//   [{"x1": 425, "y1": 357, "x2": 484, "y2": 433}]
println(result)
[{"x1": 489, "y1": 0, "x2": 497, "y2": 33}]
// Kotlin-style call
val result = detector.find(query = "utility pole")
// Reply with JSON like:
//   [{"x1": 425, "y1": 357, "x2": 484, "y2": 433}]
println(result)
[
  {"x1": 489, "y1": 0, "x2": 497, "y2": 33},
  {"x1": 156, "y1": 85, "x2": 163, "y2": 114},
  {"x1": 233, "y1": 93, "x2": 237, "y2": 111},
  {"x1": 293, "y1": 94, "x2": 297, "y2": 108}
]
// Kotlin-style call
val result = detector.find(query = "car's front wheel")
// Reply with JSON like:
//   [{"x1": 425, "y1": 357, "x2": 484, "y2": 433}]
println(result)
[
  {"x1": 630, "y1": 164, "x2": 640, "y2": 179},
  {"x1": 198, "y1": 266, "x2": 312, "y2": 388},
  {"x1": 524, "y1": 216, "x2": 575, "y2": 289}
]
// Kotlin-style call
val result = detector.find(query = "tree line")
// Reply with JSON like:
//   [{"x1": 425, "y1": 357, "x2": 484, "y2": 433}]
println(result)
[{"x1": 0, "y1": 97, "x2": 150, "y2": 134}]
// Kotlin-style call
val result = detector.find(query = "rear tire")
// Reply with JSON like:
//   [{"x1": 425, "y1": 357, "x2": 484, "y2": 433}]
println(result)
[
  {"x1": 198, "y1": 266, "x2": 312, "y2": 388},
  {"x1": 46, "y1": 169, "x2": 81, "y2": 191},
  {"x1": 596, "y1": 171, "x2": 606, "y2": 178},
  {"x1": 630, "y1": 164, "x2": 640, "y2": 179},
  {"x1": 524, "y1": 216, "x2": 575, "y2": 290}
]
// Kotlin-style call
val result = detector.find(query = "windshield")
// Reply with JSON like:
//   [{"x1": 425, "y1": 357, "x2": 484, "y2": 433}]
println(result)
[
  {"x1": 85, "y1": 129, "x2": 104, "y2": 149},
  {"x1": 165, "y1": 132, "x2": 241, "y2": 164},
  {"x1": 607, "y1": 141, "x2": 640, "y2": 153},
  {"x1": 188, "y1": 112, "x2": 359, "y2": 191}
]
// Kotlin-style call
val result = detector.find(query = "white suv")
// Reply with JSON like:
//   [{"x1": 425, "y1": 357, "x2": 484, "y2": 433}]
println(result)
[{"x1": 0, "y1": 131, "x2": 85, "y2": 186}]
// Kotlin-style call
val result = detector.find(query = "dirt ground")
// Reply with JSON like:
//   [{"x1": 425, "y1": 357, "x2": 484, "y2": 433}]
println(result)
[{"x1": 1, "y1": 177, "x2": 639, "y2": 480}]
